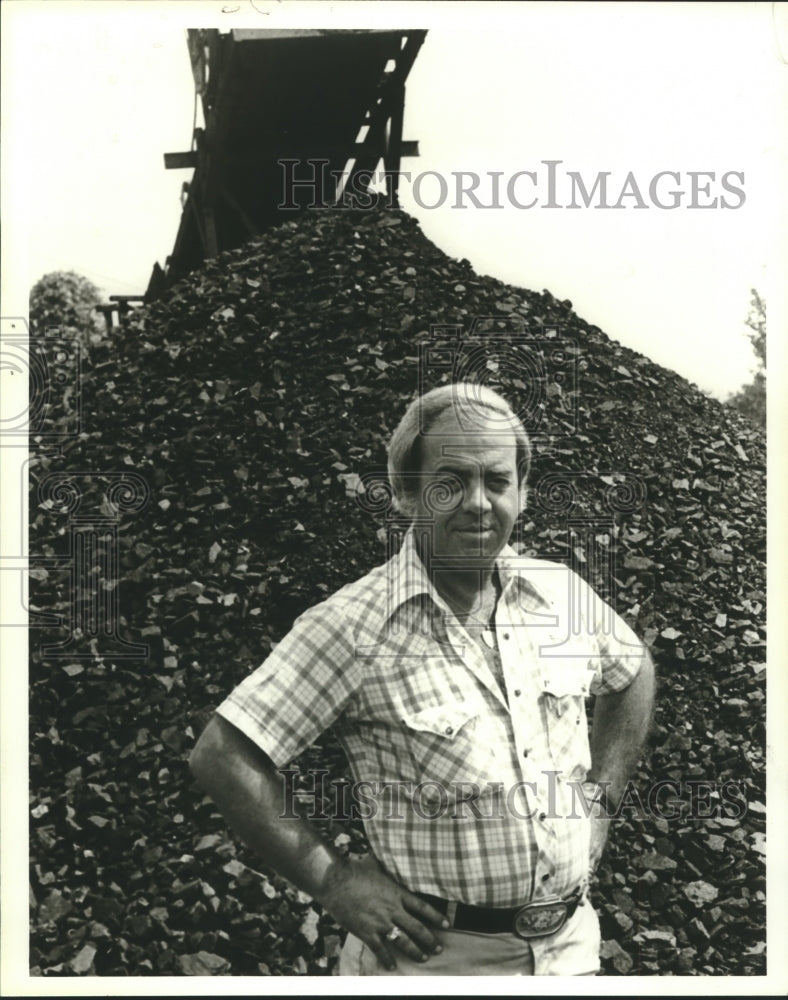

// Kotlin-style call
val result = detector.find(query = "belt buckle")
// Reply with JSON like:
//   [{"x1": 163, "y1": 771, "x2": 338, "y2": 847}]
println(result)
[{"x1": 512, "y1": 897, "x2": 568, "y2": 939}]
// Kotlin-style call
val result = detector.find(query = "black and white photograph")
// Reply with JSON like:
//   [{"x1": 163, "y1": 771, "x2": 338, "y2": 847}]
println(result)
[{"x1": 1, "y1": 0, "x2": 786, "y2": 992}]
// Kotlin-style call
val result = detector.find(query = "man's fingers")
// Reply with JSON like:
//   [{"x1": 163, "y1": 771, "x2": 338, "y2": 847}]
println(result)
[
  {"x1": 381, "y1": 925, "x2": 432, "y2": 965},
  {"x1": 403, "y1": 892, "x2": 450, "y2": 930},
  {"x1": 329, "y1": 865, "x2": 448, "y2": 969},
  {"x1": 363, "y1": 913, "x2": 442, "y2": 970},
  {"x1": 394, "y1": 909, "x2": 443, "y2": 955},
  {"x1": 365, "y1": 938, "x2": 397, "y2": 972}
]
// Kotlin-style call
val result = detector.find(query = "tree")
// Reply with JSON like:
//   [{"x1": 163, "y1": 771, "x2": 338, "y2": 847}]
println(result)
[
  {"x1": 29, "y1": 271, "x2": 105, "y2": 347},
  {"x1": 726, "y1": 289, "x2": 765, "y2": 427}
]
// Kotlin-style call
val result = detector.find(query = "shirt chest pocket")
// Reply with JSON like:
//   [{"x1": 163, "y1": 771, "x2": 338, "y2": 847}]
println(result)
[
  {"x1": 541, "y1": 667, "x2": 593, "y2": 777},
  {"x1": 396, "y1": 700, "x2": 500, "y2": 802}
]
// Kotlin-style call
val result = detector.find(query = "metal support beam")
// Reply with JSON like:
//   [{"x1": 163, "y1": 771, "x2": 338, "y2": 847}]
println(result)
[
  {"x1": 385, "y1": 85, "x2": 405, "y2": 207},
  {"x1": 165, "y1": 141, "x2": 419, "y2": 170},
  {"x1": 153, "y1": 28, "x2": 428, "y2": 294}
]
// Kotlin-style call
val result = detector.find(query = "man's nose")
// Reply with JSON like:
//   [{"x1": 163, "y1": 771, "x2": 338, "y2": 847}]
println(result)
[{"x1": 462, "y1": 477, "x2": 491, "y2": 513}]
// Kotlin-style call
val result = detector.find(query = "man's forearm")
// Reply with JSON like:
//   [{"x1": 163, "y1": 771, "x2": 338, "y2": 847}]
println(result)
[
  {"x1": 190, "y1": 714, "x2": 449, "y2": 968},
  {"x1": 587, "y1": 652, "x2": 655, "y2": 805},
  {"x1": 189, "y1": 714, "x2": 346, "y2": 905}
]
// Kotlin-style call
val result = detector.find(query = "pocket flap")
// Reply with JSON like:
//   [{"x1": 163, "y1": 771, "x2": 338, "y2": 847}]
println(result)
[
  {"x1": 400, "y1": 700, "x2": 479, "y2": 738},
  {"x1": 543, "y1": 662, "x2": 594, "y2": 697}
]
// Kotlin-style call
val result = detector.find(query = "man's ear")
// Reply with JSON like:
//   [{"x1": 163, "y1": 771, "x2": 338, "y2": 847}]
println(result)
[{"x1": 390, "y1": 490, "x2": 414, "y2": 520}]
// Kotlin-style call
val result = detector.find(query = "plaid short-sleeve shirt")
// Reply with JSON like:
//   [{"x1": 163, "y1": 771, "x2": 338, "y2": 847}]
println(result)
[{"x1": 217, "y1": 530, "x2": 646, "y2": 907}]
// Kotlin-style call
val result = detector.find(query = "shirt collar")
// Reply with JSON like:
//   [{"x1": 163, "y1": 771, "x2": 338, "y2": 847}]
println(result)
[{"x1": 385, "y1": 528, "x2": 552, "y2": 625}]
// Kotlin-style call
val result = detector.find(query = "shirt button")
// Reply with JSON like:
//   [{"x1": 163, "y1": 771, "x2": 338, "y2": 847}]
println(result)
[
  {"x1": 539, "y1": 812, "x2": 547, "y2": 821},
  {"x1": 445, "y1": 726, "x2": 454, "y2": 736},
  {"x1": 542, "y1": 872, "x2": 551, "y2": 881},
  {"x1": 514, "y1": 689, "x2": 521, "y2": 697},
  {"x1": 522, "y1": 749, "x2": 529, "y2": 758},
  {"x1": 503, "y1": 632, "x2": 510, "y2": 641}
]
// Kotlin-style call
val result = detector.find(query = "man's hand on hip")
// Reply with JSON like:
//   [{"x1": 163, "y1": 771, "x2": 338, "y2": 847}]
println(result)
[
  {"x1": 190, "y1": 717, "x2": 447, "y2": 971},
  {"x1": 319, "y1": 853, "x2": 449, "y2": 971}
]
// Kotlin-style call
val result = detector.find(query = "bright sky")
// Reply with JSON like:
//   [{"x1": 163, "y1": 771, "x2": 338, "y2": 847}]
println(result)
[{"x1": 2, "y1": 0, "x2": 786, "y2": 399}]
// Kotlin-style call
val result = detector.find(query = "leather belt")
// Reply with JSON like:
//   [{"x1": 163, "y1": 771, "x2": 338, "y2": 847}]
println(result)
[{"x1": 416, "y1": 887, "x2": 585, "y2": 940}]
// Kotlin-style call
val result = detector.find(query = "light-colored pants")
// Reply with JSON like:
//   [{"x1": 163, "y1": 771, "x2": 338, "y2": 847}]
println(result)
[{"x1": 337, "y1": 895, "x2": 601, "y2": 976}]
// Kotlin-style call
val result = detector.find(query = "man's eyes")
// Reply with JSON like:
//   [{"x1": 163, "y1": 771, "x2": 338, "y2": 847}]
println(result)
[{"x1": 432, "y1": 474, "x2": 512, "y2": 491}]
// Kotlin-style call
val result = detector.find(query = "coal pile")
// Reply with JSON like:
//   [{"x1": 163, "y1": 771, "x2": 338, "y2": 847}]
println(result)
[{"x1": 29, "y1": 206, "x2": 765, "y2": 976}]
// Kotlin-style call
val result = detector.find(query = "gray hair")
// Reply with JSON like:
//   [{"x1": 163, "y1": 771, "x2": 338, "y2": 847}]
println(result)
[{"x1": 387, "y1": 383, "x2": 531, "y2": 518}]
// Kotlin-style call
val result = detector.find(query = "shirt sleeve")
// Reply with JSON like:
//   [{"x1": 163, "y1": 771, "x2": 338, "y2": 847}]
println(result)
[
  {"x1": 573, "y1": 574, "x2": 649, "y2": 696},
  {"x1": 215, "y1": 600, "x2": 362, "y2": 768}
]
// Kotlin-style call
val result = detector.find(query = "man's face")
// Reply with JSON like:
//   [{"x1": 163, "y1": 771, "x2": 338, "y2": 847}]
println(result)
[{"x1": 414, "y1": 406, "x2": 522, "y2": 566}]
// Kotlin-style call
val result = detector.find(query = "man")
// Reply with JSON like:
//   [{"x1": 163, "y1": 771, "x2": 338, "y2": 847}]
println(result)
[{"x1": 190, "y1": 382, "x2": 655, "y2": 976}]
